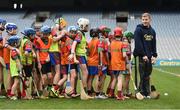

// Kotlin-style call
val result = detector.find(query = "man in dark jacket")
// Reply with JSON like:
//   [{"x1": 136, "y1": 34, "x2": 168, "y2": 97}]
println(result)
[{"x1": 133, "y1": 13, "x2": 157, "y2": 98}]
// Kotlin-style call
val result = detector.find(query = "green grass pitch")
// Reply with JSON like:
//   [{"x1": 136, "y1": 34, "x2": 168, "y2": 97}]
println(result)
[{"x1": 0, "y1": 66, "x2": 180, "y2": 109}]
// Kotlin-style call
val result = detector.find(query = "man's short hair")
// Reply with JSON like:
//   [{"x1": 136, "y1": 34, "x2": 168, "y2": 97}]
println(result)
[{"x1": 141, "y1": 13, "x2": 151, "y2": 19}]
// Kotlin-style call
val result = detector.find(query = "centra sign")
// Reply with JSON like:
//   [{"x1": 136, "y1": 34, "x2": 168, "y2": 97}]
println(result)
[{"x1": 155, "y1": 59, "x2": 180, "y2": 66}]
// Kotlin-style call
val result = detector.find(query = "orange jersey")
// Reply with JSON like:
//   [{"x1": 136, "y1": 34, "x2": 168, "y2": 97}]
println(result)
[
  {"x1": 36, "y1": 37, "x2": 52, "y2": 63},
  {"x1": 110, "y1": 40, "x2": 126, "y2": 71},
  {"x1": 60, "y1": 37, "x2": 73, "y2": 65},
  {"x1": 87, "y1": 38, "x2": 99, "y2": 66},
  {"x1": 98, "y1": 38, "x2": 109, "y2": 65},
  {"x1": 3, "y1": 37, "x2": 10, "y2": 64},
  {"x1": 3, "y1": 47, "x2": 10, "y2": 64}
]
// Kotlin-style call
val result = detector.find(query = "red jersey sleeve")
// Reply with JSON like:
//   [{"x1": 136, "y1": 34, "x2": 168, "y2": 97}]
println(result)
[
  {"x1": 11, "y1": 49, "x2": 19, "y2": 60},
  {"x1": 74, "y1": 33, "x2": 82, "y2": 43},
  {"x1": 103, "y1": 41, "x2": 108, "y2": 52}
]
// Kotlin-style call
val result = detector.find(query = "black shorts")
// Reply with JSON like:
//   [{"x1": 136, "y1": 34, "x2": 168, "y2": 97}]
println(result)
[
  {"x1": 41, "y1": 62, "x2": 51, "y2": 74},
  {"x1": 23, "y1": 65, "x2": 33, "y2": 77},
  {"x1": 70, "y1": 64, "x2": 78, "y2": 72}
]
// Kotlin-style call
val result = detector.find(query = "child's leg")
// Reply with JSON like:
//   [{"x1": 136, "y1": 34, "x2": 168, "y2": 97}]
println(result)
[
  {"x1": 47, "y1": 73, "x2": 53, "y2": 86},
  {"x1": 87, "y1": 75, "x2": 94, "y2": 95},
  {"x1": 37, "y1": 73, "x2": 43, "y2": 94},
  {"x1": 17, "y1": 82, "x2": 22, "y2": 98},
  {"x1": 57, "y1": 74, "x2": 67, "y2": 87},
  {"x1": 10, "y1": 77, "x2": 20, "y2": 96},
  {"x1": 34, "y1": 63, "x2": 42, "y2": 94},
  {"x1": 70, "y1": 69, "x2": 77, "y2": 92},
  {"x1": 7, "y1": 69, "x2": 12, "y2": 96},
  {"x1": 108, "y1": 74, "x2": 117, "y2": 97},
  {"x1": 106, "y1": 73, "x2": 114, "y2": 94},
  {"x1": 111, "y1": 74, "x2": 117, "y2": 90},
  {"x1": 95, "y1": 75, "x2": 100, "y2": 95},
  {"x1": 42, "y1": 74, "x2": 48, "y2": 88},
  {"x1": 53, "y1": 64, "x2": 60, "y2": 84},
  {"x1": 0, "y1": 65, "x2": 5, "y2": 95},
  {"x1": 124, "y1": 74, "x2": 131, "y2": 95},
  {"x1": 79, "y1": 64, "x2": 88, "y2": 92},
  {"x1": 99, "y1": 74, "x2": 106, "y2": 93},
  {"x1": 117, "y1": 74, "x2": 123, "y2": 92},
  {"x1": 117, "y1": 73, "x2": 125, "y2": 100},
  {"x1": 31, "y1": 71, "x2": 39, "y2": 96}
]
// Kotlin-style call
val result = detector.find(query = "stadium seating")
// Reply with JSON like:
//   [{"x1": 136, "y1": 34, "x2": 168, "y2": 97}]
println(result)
[{"x1": 0, "y1": 12, "x2": 179, "y2": 60}]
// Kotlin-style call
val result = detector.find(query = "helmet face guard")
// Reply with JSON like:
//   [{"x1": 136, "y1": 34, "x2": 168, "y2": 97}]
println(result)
[
  {"x1": 5, "y1": 23, "x2": 18, "y2": 35},
  {"x1": 7, "y1": 35, "x2": 21, "y2": 47},
  {"x1": 68, "y1": 26, "x2": 78, "y2": 33},
  {"x1": 90, "y1": 28, "x2": 100, "y2": 37},
  {"x1": 24, "y1": 28, "x2": 36, "y2": 37},
  {"x1": 99, "y1": 25, "x2": 111, "y2": 38},
  {"x1": 114, "y1": 27, "x2": 123, "y2": 37},
  {"x1": 123, "y1": 31, "x2": 134, "y2": 40},
  {"x1": 77, "y1": 18, "x2": 90, "y2": 32},
  {"x1": 68, "y1": 26, "x2": 78, "y2": 39}
]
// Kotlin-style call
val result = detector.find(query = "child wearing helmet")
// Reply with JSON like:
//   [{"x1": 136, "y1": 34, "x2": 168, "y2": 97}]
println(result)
[
  {"x1": 94, "y1": 25, "x2": 110, "y2": 99},
  {"x1": 68, "y1": 18, "x2": 92, "y2": 98},
  {"x1": 36, "y1": 26, "x2": 53, "y2": 98},
  {"x1": 86, "y1": 28, "x2": 101, "y2": 97},
  {"x1": 122, "y1": 31, "x2": 134, "y2": 98},
  {"x1": 51, "y1": 25, "x2": 78, "y2": 98},
  {"x1": 0, "y1": 18, "x2": 6, "y2": 97},
  {"x1": 3, "y1": 23, "x2": 18, "y2": 97},
  {"x1": 20, "y1": 28, "x2": 36, "y2": 99},
  {"x1": 109, "y1": 27, "x2": 127, "y2": 100},
  {"x1": 66, "y1": 26, "x2": 80, "y2": 97},
  {"x1": 50, "y1": 17, "x2": 69, "y2": 97},
  {"x1": 7, "y1": 35, "x2": 22, "y2": 100},
  {"x1": 31, "y1": 22, "x2": 43, "y2": 98},
  {"x1": 106, "y1": 34, "x2": 115, "y2": 97}
]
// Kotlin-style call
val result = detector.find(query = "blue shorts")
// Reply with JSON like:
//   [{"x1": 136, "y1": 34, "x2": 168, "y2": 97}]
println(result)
[
  {"x1": 112, "y1": 70, "x2": 127, "y2": 75},
  {"x1": 76, "y1": 56, "x2": 87, "y2": 64},
  {"x1": 49, "y1": 52, "x2": 60, "y2": 66},
  {"x1": 6, "y1": 63, "x2": 10, "y2": 70},
  {"x1": 88, "y1": 66, "x2": 98, "y2": 75}
]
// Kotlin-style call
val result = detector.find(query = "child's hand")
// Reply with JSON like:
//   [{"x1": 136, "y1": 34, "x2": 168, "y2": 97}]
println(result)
[
  {"x1": 68, "y1": 53, "x2": 74, "y2": 61},
  {"x1": 74, "y1": 55, "x2": 79, "y2": 64}
]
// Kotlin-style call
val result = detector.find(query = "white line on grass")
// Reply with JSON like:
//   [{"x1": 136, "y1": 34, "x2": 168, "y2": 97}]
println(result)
[{"x1": 154, "y1": 68, "x2": 180, "y2": 77}]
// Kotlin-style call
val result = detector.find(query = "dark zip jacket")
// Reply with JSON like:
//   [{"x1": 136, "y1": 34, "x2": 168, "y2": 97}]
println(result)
[{"x1": 133, "y1": 24, "x2": 157, "y2": 58}]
